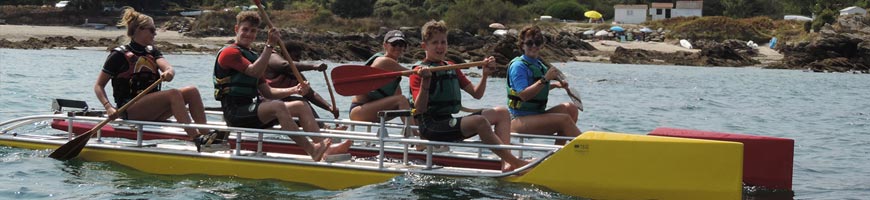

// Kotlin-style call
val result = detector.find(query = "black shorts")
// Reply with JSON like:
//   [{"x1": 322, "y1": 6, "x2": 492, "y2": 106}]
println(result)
[
  {"x1": 415, "y1": 112, "x2": 482, "y2": 142},
  {"x1": 221, "y1": 96, "x2": 278, "y2": 129}
]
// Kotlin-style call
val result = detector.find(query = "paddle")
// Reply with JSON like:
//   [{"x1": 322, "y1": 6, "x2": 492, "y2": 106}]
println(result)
[
  {"x1": 49, "y1": 76, "x2": 165, "y2": 160},
  {"x1": 542, "y1": 60, "x2": 584, "y2": 111},
  {"x1": 331, "y1": 61, "x2": 485, "y2": 96},
  {"x1": 252, "y1": 0, "x2": 305, "y2": 83},
  {"x1": 322, "y1": 70, "x2": 339, "y2": 119}
]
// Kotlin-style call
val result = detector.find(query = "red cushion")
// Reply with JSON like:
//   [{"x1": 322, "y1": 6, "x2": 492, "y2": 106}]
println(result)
[{"x1": 649, "y1": 127, "x2": 793, "y2": 190}]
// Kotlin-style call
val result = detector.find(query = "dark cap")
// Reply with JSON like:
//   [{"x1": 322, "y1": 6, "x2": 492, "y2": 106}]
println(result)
[{"x1": 384, "y1": 30, "x2": 406, "y2": 43}]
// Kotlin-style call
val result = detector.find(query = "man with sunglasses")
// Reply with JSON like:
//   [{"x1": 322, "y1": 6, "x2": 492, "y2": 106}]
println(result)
[{"x1": 506, "y1": 25, "x2": 581, "y2": 145}]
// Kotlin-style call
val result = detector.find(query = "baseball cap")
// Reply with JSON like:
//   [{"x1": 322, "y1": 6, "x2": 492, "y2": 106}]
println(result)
[{"x1": 384, "y1": 30, "x2": 406, "y2": 43}]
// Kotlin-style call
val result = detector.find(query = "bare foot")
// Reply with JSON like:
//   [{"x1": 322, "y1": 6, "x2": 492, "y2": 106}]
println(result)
[
  {"x1": 311, "y1": 138, "x2": 333, "y2": 162},
  {"x1": 324, "y1": 139, "x2": 353, "y2": 157},
  {"x1": 502, "y1": 159, "x2": 532, "y2": 174}
]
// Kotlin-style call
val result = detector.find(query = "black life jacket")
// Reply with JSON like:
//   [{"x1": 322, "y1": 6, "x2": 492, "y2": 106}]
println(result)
[{"x1": 111, "y1": 45, "x2": 161, "y2": 107}]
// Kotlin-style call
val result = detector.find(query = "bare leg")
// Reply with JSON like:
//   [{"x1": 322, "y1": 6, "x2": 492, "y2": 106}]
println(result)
[
  {"x1": 126, "y1": 89, "x2": 202, "y2": 140},
  {"x1": 349, "y1": 95, "x2": 420, "y2": 149},
  {"x1": 291, "y1": 100, "x2": 353, "y2": 156},
  {"x1": 460, "y1": 115, "x2": 528, "y2": 172},
  {"x1": 349, "y1": 95, "x2": 411, "y2": 123},
  {"x1": 179, "y1": 86, "x2": 209, "y2": 135},
  {"x1": 480, "y1": 107, "x2": 512, "y2": 145},
  {"x1": 258, "y1": 100, "x2": 330, "y2": 161},
  {"x1": 511, "y1": 103, "x2": 581, "y2": 145}
]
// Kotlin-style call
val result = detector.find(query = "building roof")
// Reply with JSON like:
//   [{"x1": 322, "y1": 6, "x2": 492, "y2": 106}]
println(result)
[
  {"x1": 676, "y1": 1, "x2": 703, "y2": 9},
  {"x1": 651, "y1": 3, "x2": 673, "y2": 9},
  {"x1": 614, "y1": 4, "x2": 648, "y2": 9}
]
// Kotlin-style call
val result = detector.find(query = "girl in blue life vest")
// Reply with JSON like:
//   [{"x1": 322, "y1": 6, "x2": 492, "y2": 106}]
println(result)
[
  {"x1": 506, "y1": 25, "x2": 580, "y2": 145},
  {"x1": 94, "y1": 8, "x2": 212, "y2": 147},
  {"x1": 409, "y1": 20, "x2": 529, "y2": 172}
]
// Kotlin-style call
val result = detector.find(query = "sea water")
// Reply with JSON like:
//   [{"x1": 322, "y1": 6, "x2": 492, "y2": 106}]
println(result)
[{"x1": 1, "y1": 48, "x2": 869, "y2": 199}]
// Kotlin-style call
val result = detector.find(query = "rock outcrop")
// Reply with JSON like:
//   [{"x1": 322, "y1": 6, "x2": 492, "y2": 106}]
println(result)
[
  {"x1": 611, "y1": 40, "x2": 759, "y2": 67},
  {"x1": 779, "y1": 14, "x2": 870, "y2": 73}
]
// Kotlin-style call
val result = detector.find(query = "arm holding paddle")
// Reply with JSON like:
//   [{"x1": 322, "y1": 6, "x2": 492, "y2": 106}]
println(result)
[
  {"x1": 243, "y1": 29, "x2": 280, "y2": 78},
  {"x1": 462, "y1": 56, "x2": 497, "y2": 99},
  {"x1": 94, "y1": 72, "x2": 118, "y2": 118},
  {"x1": 411, "y1": 68, "x2": 432, "y2": 114},
  {"x1": 509, "y1": 63, "x2": 562, "y2": 102}
]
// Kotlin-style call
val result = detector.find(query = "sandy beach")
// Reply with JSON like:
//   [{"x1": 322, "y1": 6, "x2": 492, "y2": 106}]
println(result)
[{"x1": 0, "y1": 24, "x2": 232, "y2": 48}]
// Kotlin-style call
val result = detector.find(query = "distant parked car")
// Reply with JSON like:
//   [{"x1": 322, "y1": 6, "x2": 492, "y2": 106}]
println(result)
[{"x1": 55, "y1": 1, "x2": 69, "y2": 8}]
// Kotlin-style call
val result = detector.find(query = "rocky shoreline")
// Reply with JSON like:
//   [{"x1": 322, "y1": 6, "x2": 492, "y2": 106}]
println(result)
[{"x1": 2, "y1": 14, "x2": 868, "y2": 74}]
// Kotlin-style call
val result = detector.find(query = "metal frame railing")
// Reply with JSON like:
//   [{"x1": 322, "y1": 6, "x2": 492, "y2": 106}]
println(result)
[{"x1": 0, "y1": 110, "x2": 572, "y2": 178}]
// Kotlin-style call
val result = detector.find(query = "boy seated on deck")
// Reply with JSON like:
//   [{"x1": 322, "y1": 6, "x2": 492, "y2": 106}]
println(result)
[{"x1": 409, "y1": 20, "x2": 530, "y2": 172}]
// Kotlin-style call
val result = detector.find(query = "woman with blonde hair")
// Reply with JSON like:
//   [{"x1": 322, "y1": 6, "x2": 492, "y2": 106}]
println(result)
[{"x1": 95, "y1": 8, "x2": 215, "y2": 151}]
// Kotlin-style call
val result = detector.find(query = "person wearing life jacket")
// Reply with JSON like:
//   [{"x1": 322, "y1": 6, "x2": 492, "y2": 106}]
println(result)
[
  {"x1": 409, "y1": 20, "x2": 529, "y2": 172},
  {"x1": 94, "y1": 8, "x2": 212, "y2": 149},
  {"x1": 349, "y1": 30, "x2": 418, "y2": 134},
  {"x1": 263, "y1": 48, "x2": 336, "y2": 129},
  {"x1": 507, "y1": 25, "x2": 580, "y2": 145},
  {"x1": 214, "y1": 11, "x2": 350, "y2": 161}
]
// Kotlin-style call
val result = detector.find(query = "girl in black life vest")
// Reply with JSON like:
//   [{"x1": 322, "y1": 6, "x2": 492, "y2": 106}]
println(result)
[{"x1": 94, "y1": 8, "x2": 210, "y2": 144}]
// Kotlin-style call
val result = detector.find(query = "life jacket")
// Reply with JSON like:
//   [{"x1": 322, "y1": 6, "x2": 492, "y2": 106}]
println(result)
[
  {"x1": 364, "y1": 52, "x2": 400, "y2": 100},
  {"x1": 111, "y1": 45, "x2": 161, "y2": 107},
  {"x1": 506, "y1": 56, "x2": 549, "y2": 113},
  {"x1": 413, "y1": 60, "x2": 462, "y2": 115},
  {"x1": 213, "y1": 45, "x2": 260, "y2": 100}
]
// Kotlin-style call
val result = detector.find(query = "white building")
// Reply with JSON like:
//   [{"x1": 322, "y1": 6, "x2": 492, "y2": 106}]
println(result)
[
  {"x1": 839, "y1": 6, "x2": 867, "y2": 16},
  {"x1": 613, "y1": 4, "x2": 648, "y2": 24},
  {"x1": 650, "y1": 2, "x2": 673, "y2": 20},
  {"x1": 673, "y1": 1, "x2": 703, "y2": 18}
]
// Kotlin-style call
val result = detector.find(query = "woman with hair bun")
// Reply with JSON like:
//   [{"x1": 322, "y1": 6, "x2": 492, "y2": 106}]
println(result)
[{"x1": 94, "y1": 8, "x2": 216, "y2": 151}]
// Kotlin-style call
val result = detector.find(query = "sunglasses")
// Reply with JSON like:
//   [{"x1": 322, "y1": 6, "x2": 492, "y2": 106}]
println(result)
[
  {"x1": 524, "y1": 38, "x2": 544, "y2": 47},
  {"x1": 139, "y1": 26, "x2": 157, "y2": 34},
  {"x1": 390, "y1": 41, "x2": 407, "y2": 48}
]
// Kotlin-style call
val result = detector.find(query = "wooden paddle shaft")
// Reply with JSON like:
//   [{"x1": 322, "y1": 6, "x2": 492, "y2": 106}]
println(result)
[
  {"x1": 334, "y1": 61, "x2": 486, "y2": 85},
  {"x1": 49, "y1": 76, "x2": 165, "y2": 160},
  {"x1": 322, "y1": 70, "x2": 338, "y2": 118},
  {"x1": 252, "y1": 0, "x2": 304, "y2": 83}
]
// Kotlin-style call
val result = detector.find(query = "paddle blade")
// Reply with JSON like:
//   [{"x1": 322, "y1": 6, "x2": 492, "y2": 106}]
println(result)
[
  {"x1": 565, "y1": 87, "x2": 584, "y2": 111},
  {"x1": 48, "y1": 131, "x2": 95, "y2": 160},
  {"x1": 331, "y1": 65, "x2": 403, "y2": 96},
  {"x1": 553, "y1": 66, "x2": 584, "y2": 111}
]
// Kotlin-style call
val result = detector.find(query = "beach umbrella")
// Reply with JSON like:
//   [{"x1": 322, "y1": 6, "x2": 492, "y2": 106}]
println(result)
[
  {"x1": 489, "y1": 23, "x2": 506, "y2": 29},
  {"x1": 583, "y1": 30, "x2": 595, "y2": 35},
  {"x1": 639, "y1": 27, "x2": 653, "y2": 33},
  {"x1": 594, "y1": 30, "x2": 609, "y2": 36},
  {"x1": 584, "y1": 10, "x2": 603, "y2": 19},
  {"x1": 610, "y1": 26, "x2": 624, "y2": 32}
]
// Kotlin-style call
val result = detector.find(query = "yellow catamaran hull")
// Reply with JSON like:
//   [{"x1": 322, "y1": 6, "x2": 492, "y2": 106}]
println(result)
[{"x1": 0, "y1": 131, "x2": 743, "y2": 199}]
